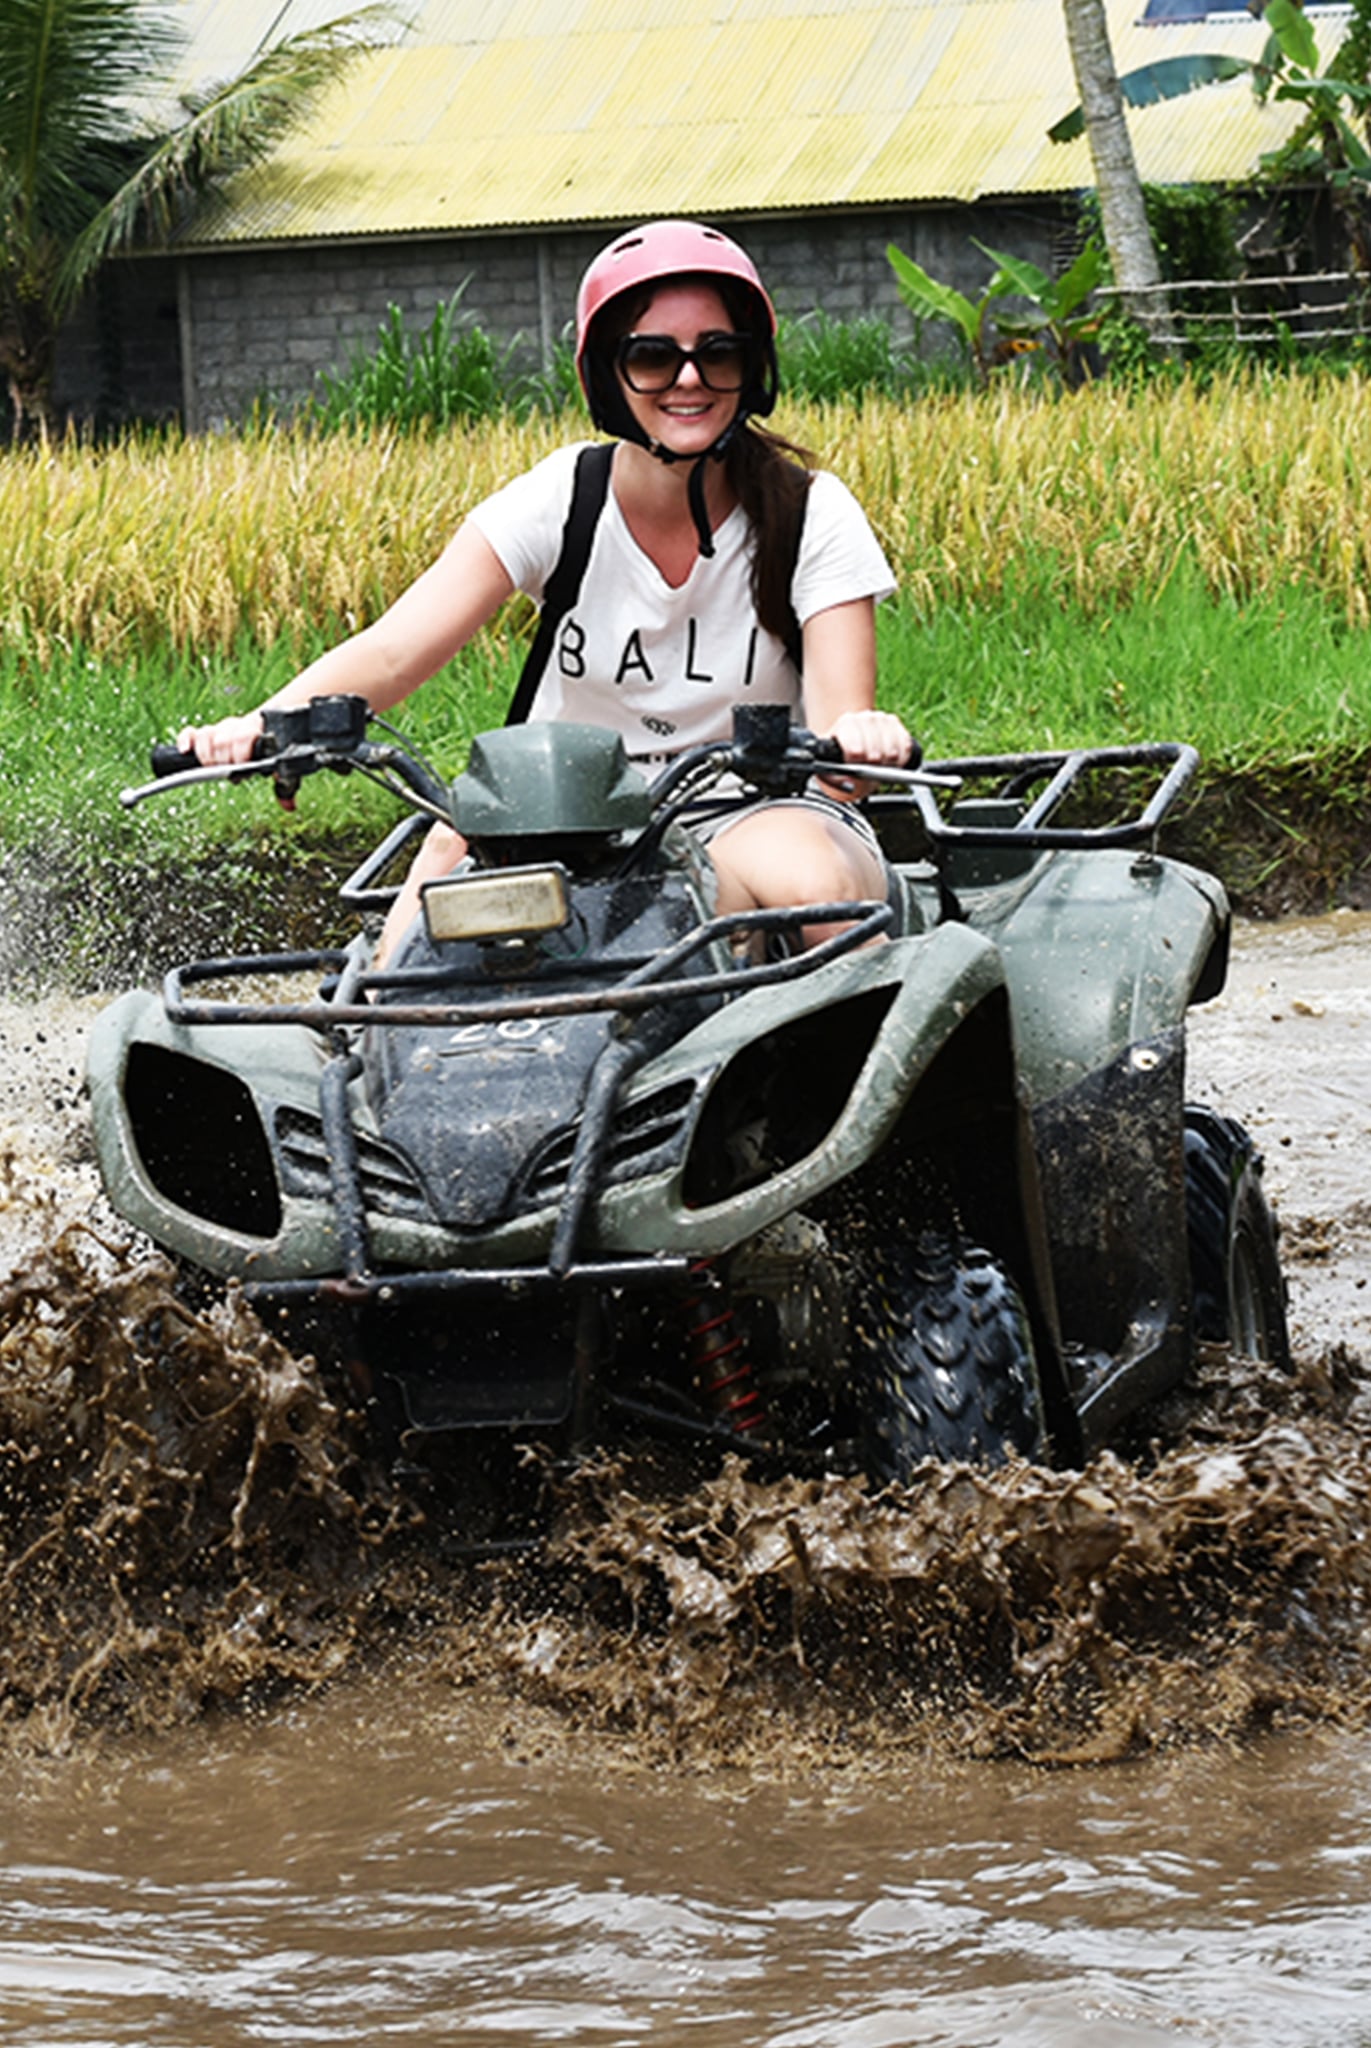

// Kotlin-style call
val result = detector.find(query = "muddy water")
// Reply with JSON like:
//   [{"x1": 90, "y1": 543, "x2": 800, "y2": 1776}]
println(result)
[
  {"x1": 1, "y1": 916, "x2": 1371, "y2": 2046},
  {"x1": 1188, "y1": 907, "x2": 1371, "y2": 1361}
]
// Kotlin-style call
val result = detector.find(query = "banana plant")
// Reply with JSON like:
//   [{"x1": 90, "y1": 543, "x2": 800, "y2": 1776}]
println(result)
[
  {"x1": 1263, "y1": 57, "x2": 1371, "y2": 274},
  {"x1": 1052, "y1": 0, "x2": 1371, "y2": 282},
  {"x1": 887, "y1": 236, "x2": 1106, "y2": 384},
  {"x1": 885, "y1": 244, "x2": 1014, "y2": 381},
  {"x1": 973, "y1": 236, "x2": 1108, "y2": 376}
]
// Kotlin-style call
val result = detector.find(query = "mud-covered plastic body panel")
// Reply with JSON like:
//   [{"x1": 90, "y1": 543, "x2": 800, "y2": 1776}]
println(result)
[{"x1": 87, "y1": 925, "x2": 1014, "y2": 1272}]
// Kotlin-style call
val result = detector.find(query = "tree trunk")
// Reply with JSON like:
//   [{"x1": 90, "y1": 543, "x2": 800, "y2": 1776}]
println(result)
[
  {"x1": 1061, "y1": 0, "x2": 1174, "y2": 348},
  {"x1": 1, "y1": 313, "x2": 58, "y2": 445}
]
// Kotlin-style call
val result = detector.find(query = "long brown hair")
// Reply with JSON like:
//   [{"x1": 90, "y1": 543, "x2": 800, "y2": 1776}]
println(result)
[{"x1": 727, "y1": 422, "x2": 814, "y2": 648}]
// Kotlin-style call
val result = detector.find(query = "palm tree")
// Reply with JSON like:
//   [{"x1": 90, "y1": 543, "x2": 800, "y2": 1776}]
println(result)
[
  {"x1": 1059, "y1": 0, "x2": 1174, "y2": 343},
  {"x1": 1056, "y1": 3, "x2": 1369, "y2": 335},
  {"x1": 1, "y1": 0, "x2": 400, "y2": 439}
]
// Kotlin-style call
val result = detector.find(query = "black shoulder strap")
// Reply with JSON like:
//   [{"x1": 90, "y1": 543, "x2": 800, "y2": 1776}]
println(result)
[
  {"x1": 782, "y1": 477, "x2": 809, "y2": 677},
  {"x1": 505, "y1": 441, "x2": 615, "y2": 726}
]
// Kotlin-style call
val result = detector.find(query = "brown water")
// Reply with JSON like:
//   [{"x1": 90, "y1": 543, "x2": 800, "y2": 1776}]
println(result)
[{"x1": 2, "y1": 915, "x2": 1371, "y2": 2046}]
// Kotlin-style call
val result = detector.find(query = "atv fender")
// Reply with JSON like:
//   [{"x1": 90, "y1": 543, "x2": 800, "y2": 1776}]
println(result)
[
  {"x1": 981, "y1": 853, "x2": 1229, "y2": 1446},
  {"x1": 981, "y1": 849, "x2": 1229, "y2": 1106}
]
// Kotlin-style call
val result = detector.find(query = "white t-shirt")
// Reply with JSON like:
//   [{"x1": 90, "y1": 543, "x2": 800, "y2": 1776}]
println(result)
[{"x1": 467, "y1": 441, "x2": 895, "y2": 763}]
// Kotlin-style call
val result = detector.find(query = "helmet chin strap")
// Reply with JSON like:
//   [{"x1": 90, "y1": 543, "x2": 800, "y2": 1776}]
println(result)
[{"x1": 642, "y1": 413, "x2": 746, "y2": 559}]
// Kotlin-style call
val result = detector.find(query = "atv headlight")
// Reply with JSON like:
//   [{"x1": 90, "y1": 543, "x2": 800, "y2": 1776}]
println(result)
[{"x1": 422, "y1": 863, "x2": 570, "y2": 943}]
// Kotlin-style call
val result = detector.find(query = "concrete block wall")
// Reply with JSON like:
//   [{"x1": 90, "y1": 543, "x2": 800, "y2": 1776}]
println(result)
[
  {"x1": 51, "y1": 257, "x2": 183, "y2": 427},
  {"x1": 54, "y1": 202, "x2": 1073, "y2": 430}
]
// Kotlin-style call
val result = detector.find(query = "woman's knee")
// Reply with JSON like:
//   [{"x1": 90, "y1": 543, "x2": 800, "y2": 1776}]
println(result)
[
  {"x1": 375, "y1": 823, "x2": 468, "y2": 967},
  {"x1": 412, "y1": 822, "x2": 467, "y2": 883},
  {"x1": 767, "y1": 815, "x2": 881, "y2": 905},
  {"x1": 709, "y1": 809, "x2": 886, "y2": 929}
]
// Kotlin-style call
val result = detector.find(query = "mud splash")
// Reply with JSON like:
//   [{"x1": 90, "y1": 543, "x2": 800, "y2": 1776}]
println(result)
[
  {"x1": 0, "y1": 1227, "x2": 416, "y2": 1748},
  {"x1": 475, "y1": 1345, "x2": 1371, "y2": 1767},
  {"x1": 5, "y1": 920, "x2": 1371, "y2": 1769},
  {"x1": 3, "y1": 1222, "x2": 1371, "y2": 1766}
]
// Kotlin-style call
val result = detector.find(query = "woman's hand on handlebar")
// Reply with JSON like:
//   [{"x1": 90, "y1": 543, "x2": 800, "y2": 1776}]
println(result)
[
  {"x1": 817, "y1": 708, "x2": 915, "y2": 797},
  {"x1": 176, "y1": 711, "x2": 266, "y2": 766}
]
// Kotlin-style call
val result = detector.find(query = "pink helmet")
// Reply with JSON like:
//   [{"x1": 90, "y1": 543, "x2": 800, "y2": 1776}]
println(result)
[{"x1": 575, "y1": 219, "x2": 778, "y2": 438}]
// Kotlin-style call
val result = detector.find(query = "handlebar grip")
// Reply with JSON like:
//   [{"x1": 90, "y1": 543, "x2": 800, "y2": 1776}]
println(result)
[
  {"x1": 150, "y1": 741, "x2": 202, "y2": 777},
  {"x1": 812, "y1": 734, "x2": 926, "y2": 772},
  {"x1": 150, "y1": 733, "x2": 273, "y2": 778}
]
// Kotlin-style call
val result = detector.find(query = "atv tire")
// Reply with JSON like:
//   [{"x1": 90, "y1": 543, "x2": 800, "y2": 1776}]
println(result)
[
  {"x1": 855, "y1": 1229, "x2": 1046, "y2": 1481},
  {"x1": 1184, "y1": 1106, "x2": 1290, "y2": 1368}
]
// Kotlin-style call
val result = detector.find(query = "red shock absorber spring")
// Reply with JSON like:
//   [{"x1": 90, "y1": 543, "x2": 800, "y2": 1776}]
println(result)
[{"x1": 682, "y1": 1259, "x2": 767, "y2": 1434}]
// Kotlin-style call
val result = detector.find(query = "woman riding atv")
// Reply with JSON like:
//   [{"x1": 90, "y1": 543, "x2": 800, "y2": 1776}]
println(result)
[{"x1": 178, "y1": 218, "x2": 914, "y2": 957}]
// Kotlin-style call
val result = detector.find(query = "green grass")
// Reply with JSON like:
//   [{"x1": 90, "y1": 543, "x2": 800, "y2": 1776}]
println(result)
[
  {"x1": 0, "y1": 628, "x2": 516, "y2": 867},
  {"x1": 6, "y1": 565, "x2": 1368, "y2": 871},
  {"x1": 879, "y1": 566, "x2": 1371, "y2": 764}
]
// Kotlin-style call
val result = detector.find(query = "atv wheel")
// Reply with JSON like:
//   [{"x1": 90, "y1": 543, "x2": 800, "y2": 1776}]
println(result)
[
  {"x1": 1184, "y1": 1106, "x2": 1290, "y2": 1368},
  {"x1": 855, "y1": 1230, "x2": 1046, "y2": 1481}
]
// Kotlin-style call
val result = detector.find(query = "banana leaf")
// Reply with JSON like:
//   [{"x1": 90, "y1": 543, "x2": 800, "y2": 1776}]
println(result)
[{"x1": 1049, "y1": 54, "x2": 1255, "y2": 144}]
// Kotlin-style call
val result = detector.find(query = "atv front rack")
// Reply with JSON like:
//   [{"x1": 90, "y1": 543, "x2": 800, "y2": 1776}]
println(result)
[
  {"x1": 160, "y1": 896, "x2": 892, "y2": 1031},
  {"x1": 242, "y1": 1254, "x2": 694, "y2": 1306}
]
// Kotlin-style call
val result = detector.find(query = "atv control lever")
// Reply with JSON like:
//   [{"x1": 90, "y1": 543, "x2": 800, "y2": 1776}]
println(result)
[
  {"x1": 152, "y1": 694, "x2": 365, "y2": 781},
  {"x1": 128, "y1": 731, "x2": 301, "y2": 810},
  {"x1": 255, "y1": 696, "x2": 371, "y2": 803},
  {"x1": 147, "y1": 694, "x2": 370, "y2": 783},
  {"x1": 123, "y1": 739, "x2": 277, "y2": 807},
  {"x1": 730, "y1": 703, "x2": 842, "y2": 793},
  {"x1": 729, "y1": 703, "x2": 938, "y2": 797}
]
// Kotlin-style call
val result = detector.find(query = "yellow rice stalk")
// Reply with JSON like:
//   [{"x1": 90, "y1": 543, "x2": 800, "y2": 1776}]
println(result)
[{"x1": 3, "y1": 374, "x2": 1371, "y2": 656}]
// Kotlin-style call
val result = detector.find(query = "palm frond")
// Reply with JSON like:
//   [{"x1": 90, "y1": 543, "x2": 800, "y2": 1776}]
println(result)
[
  {"x1": 56, "y1": 4, "x2": 403, "y2": 306},
  {"x1": 0, "y1": 0, "x2": 182, "y2": 223}
]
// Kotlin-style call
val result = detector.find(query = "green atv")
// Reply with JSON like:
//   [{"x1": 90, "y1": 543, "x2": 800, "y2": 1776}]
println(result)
[{"x1": 87, "y1": 700, "x2": 1288, "y2": 1506}]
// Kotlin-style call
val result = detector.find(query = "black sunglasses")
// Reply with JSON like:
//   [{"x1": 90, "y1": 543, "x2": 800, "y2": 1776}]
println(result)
[{"x1": 616, "y1": 332, "x2": 752, "y2": 394}]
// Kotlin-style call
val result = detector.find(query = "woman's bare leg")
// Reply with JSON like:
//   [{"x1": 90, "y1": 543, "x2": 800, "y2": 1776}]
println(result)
[
  {"x1": 374, "y1": 822, "x2": 467, "y2": 967},
  {"x1": 708, "y1": 807, "x2": 888, "y2": 949}
]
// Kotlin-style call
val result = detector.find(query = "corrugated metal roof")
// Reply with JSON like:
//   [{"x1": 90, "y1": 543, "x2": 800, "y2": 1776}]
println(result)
[{"x1": 168, "y1": 0, "x2": 1322, "y2": 246}]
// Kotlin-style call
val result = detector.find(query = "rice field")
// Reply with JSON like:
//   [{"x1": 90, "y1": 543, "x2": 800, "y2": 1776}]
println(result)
[
  {"x1": 0, "y1": 414, "x2": 564, "y2": 660},
  {"x1": 7, "y1": 372, "x2": 1371, "y2": 653},
  {"x1": 3, "y1": 369, "x2": 1370, "y2": 849}
]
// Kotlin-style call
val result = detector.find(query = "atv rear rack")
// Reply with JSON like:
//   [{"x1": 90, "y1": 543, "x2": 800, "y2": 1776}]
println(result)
[{"x1": 897, "y1": 741, "x2": 1200, "y2": 850}]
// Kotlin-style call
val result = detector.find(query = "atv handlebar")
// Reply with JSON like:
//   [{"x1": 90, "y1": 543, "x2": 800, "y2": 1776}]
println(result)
[
  {"x1": 125, "y1": 697, "x2": 1196, "y2": 858},
  {"x1": 648, "y1": 704, "x2": 948, "y2": 809},
  {"x1": 122, "y1": 695, "x2": 451, "y2": 817},
  {"x1": 126, "y1": 697, "x2": 949, "y2": 816}
]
